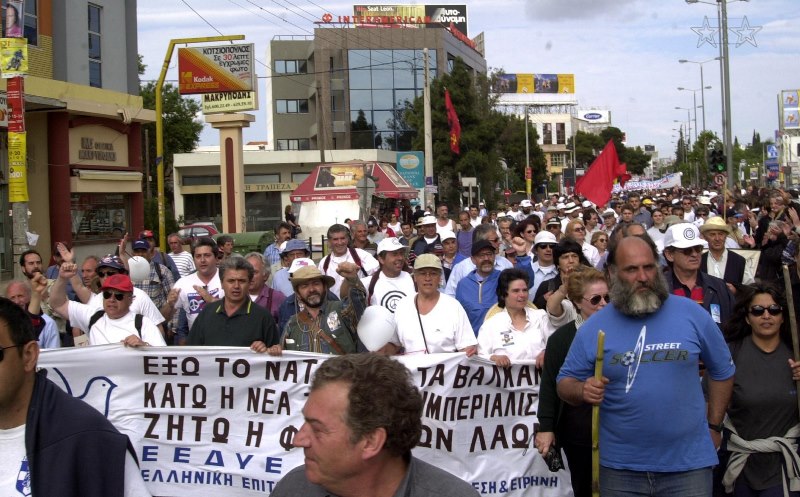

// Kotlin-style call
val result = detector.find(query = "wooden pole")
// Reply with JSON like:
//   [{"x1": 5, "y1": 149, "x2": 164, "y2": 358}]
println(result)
[
  {"x1": 592, "y1": 330, "x2": 606, "y2": 497},
  {"x1": 781, "y1": 265, "x2": 800, "y2": 416}
]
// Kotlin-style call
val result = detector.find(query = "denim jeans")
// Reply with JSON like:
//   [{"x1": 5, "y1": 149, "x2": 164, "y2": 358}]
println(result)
[{"x1": 600, "y1": 466, "x2": 712, "y2": 497}]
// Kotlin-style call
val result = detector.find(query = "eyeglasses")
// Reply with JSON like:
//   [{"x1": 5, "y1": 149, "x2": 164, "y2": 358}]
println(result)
[
  {"x1": 0, "y1": 343, "x2": 24, "y2": 362},
  {"x1": 673, "y1": 246, "x2": 703, "y2": 256},
  {"x1": 97, "y1": 271, "x2": 118, "y2": 278},
  {"x1": 524, "y1": 229, "x2": 536, "y2": 234},
  {"x1": 583, "y1": 294, "x2": 610, "y2": 306},
  {"x1": 102, "y1": 291, "x2": 126, "y2": 301},
  {"x1": 572, "y1": 227, "x2": 586, "y2": 232},
  {"x1": 536, "y1": 243, "x2": 556, "y2": 250},
  {"x1": 749, "y1": 304, "x2": 783, "y2": 317}
]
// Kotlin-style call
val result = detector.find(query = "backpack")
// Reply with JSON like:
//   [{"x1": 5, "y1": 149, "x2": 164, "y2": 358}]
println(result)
[
  {"x1": 88, "y1": 310, "x2": 144, "y2": 338},
  {"x1": 322, "y1": 247, "x2": 367, "y2": 278}
]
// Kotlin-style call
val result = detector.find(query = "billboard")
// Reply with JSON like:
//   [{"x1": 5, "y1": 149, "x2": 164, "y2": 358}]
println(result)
[
  {"x1": 782, "y1": 90, "x2": 799, "y2": 129},
  {"x1": 396, "y1": 151, "x2": 424, "y2": 188},
  {"x1": 202, "y1": 90, "x2": 258, "y2": 114},
  {"x1": 178, "y1": 43, "x2": 254, "y2": 95},
  {"x1": 492, "y1": 74, "x2": 575, "y2": 94},
  {"x1": 349, "y1": 4, "x2": 468, "y2": 35},
  {"x1": 575, "y1": 109, "x2": 610, "y2": 124}
]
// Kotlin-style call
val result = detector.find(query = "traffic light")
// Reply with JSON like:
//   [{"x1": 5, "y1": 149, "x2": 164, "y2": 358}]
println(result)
[{"x1": 708, "y1": 149, "x2": 726, "y2": 172}]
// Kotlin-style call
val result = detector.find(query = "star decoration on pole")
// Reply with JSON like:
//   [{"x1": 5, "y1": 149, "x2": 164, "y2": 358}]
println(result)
[
  {"x1": 691, "y1": 16, "x2": 718, "y2": 48},
  {"x1": 732, "y1": 16, "x2": 761, "y2": 47}
]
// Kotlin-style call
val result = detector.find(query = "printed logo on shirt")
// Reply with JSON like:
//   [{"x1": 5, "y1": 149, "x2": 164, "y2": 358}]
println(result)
[
  {"x1": 380, "y1": 290, "x2": 407, "y2": 313},
  {"x1": 607, "y1": 331, "x2": 690, "y2": 393},
  {"x1": 16, "y1": 457, "x2": 30, "y2": 496},
  {"x1": 187, "y1": 289, "x2": 221, "y2": 314},
  {"x1": 327, "y1": 311, "x2": 340, "y2": 330},
  {"x1": 501, "y1": 332, "x2": 515, "y2": 347}
]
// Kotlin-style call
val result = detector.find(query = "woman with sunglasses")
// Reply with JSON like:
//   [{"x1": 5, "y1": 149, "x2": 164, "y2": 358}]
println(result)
[
  {"x1": 717, "y1": 283, "x2": 800, "y2": 496},
  {"x1": 537, "y1": 267, "x2": 608, "y2": 497},
  {"x1": 590, "y1": 231, "x2": 609, "y2": 267},
  {"x1": 513, "y1": 218, "x2": 539, "y2": 253}
]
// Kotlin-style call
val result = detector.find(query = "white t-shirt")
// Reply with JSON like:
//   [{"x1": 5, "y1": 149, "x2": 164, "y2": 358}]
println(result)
[
  {"x1": 319, "y1": 249, "x2": 379, "y2": 298},
  {"x1": 173, "y1": 271, "x2": 223, "y2": 330},
  {"x1": 477, "y1": 307, "x2": 555, "y2": 363},
  {"x1": 391, "y1": 293, "x2": 477, "y2": 354},
  {"x1": 0, "y1": 424, "x2": 152, "y2": 497},
  {"x1": 435, "y1": 219, "x2": 457, "y2": 234},
  {"x1": 68, "y1": 303, "x2": 166, "y2": 346},
  {"x1": 88, "y1": 287, "x2": 165, "y2": 326},
  {"x1": 360, "y1": 271, "x2": 416, "y2": 313}
]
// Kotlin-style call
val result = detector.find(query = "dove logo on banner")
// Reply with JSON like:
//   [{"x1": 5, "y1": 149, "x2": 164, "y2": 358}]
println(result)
[{"x1": 51, "y1": 368, "x2": 117, "y2": 417}]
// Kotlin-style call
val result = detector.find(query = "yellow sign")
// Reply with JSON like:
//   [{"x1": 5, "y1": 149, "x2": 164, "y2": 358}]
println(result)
[
  {"x1": 8, "y1": 131, "x2": 27, "y2": 201},
  {"x1": 492, "y1": 73, "x2": 575, "y2": 94},
  {"x1": 0, "y1": 37, "x2": 27, "y2": 78}
]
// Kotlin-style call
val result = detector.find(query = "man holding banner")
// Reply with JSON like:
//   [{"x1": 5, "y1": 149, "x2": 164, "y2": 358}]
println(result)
[
  {"x1": 270, "y1": 353, "x2": 479, "y2": 497},
  {"x1": 0, "y1": 297, "x2": 151, "y2": 496}
]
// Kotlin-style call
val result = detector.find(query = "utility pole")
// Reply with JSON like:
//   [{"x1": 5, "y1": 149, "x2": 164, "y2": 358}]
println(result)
[
  {"x1": 423, "y1": 48, "x2": 433, "y2": 210},
  {"x1": 5, "y1": 37, "x2": 29, "y2": 280}
]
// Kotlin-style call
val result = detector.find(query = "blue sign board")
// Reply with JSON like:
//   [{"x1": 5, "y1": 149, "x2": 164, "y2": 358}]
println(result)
[
  {"x1": 395, "y1": 151, "x2": 424, "y2": 188},
  {"x1": 767, "y1": 144, "x2": 779, "y2": 159}
]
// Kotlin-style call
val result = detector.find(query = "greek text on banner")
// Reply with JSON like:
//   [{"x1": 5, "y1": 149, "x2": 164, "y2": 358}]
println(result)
[{"x1": 37, "y1": 346, "x2": 573, "y2": 496}]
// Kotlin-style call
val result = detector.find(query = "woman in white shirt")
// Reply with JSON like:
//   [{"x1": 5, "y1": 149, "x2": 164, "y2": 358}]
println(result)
[{"x1": 477, "y1": 268, "x2": 567, "y2": 368}]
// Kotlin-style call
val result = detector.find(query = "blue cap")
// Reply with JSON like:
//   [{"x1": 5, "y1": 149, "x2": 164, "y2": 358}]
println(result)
[
  {"x1": 281, "y1": 239, "x2": 310, "y2": 255},
  {"x1": 133, "y1": 240, "x2": 150, "y2": 251}
]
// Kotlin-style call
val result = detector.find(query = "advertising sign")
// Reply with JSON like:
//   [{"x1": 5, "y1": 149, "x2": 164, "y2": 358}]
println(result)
[
  {"x1": 202, "y1": 90, "x2": 258, "y2": 114},
  {"x1": 349, "y1": 4, "x2": 468, "y2": 35},
  {"x1": 38, "y1": 347, "x2": 573, "y2": 497},
  {"x1": 492, "y1": 74, "x2": 575, "y2": 94},
  {"x1": 782, "y1": 90, "x2": 799, "y2": 129},
  {"x1": 178, "y1": 43, "x2": 254, "y2": 95},
  {"x1": 575, "y1": 109, "x2": 610, "y2": 124},
  {"x1": 0, "y1": 37, "x2": 27, "y2": 77},
  {"x1": 4, "y1": 0, "x2": 23, "y2": 37},
  {"x1": 395, "y1": 151, "x2": 424, "y2": 188},
  {"x1": 766, "y1": 159, "x2": 780, "y2": 180},
  {"x1": 8, "y1": 130, "x2": 27, "y2": 202},
  {"x1": 7, "y1": 76, "x2": 23, "y2": 132}
]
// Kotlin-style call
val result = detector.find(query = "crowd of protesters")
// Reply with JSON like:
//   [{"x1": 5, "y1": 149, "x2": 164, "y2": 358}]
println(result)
[{"x1": 5, "y1": 184, "x2": 800, "y2": 496}]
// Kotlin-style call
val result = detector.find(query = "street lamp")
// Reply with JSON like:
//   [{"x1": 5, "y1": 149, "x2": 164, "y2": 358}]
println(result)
[
  {"x1": 678, "y1": 58, "x2": 719, "y2": 134},
  {"x1": 684, "y1": 0, "x2": 750, "y2": 186}
]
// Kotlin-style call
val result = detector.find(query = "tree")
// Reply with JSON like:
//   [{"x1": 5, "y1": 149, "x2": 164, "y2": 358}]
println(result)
[
  {"x1": 402, "y1": 59, "x2": 546, "y2": 207},
  {"x1": 570, "y1": 127, "x2": 650, "y2": 175}
]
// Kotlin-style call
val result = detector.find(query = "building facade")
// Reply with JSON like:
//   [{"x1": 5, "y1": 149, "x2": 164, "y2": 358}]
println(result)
[{"x1": 0, "y1": 0, "x2": 153, "y2": 278}]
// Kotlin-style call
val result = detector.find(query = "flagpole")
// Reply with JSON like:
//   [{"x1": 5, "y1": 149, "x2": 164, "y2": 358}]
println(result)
[{"x1": 423, "y1": 48, "x2": 433, "y2": 210}]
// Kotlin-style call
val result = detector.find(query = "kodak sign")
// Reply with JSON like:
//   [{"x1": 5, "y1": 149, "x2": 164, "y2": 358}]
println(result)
[{"x1": 178, "y1": 43, "x2": 255, "y2": 95}]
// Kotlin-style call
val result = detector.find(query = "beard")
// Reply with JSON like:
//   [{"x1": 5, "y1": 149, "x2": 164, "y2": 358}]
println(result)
[
  {"x1": 300, "y1": 291, "x2": 323, "y2": 309},
  {"x1": 609, "y1": 269, "x2": 669, "y2": 317}
]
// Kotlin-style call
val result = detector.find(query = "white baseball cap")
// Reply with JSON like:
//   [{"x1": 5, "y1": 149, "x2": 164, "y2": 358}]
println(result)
[
  {"x1": 520, "y1": 199, "x2": 533, "y2": 208},
  {"x1": 377, "y1": 237, "x2": 406, "y2": 255},
  {"x1": 288, "y1": 257, "x2": 315, "y2": 274},
  {"x1": 439, "y1": 230, "x2": 456, "y2": 242},
  {"x1": 664, "y1": 223, "x2": 705, "y2": 249}
]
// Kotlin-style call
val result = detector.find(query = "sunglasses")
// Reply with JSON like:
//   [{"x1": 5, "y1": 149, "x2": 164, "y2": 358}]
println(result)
[
  {"x1": 524, "y1": 229, "x2": 536, "y2": 234},
  {"x1": 674, "y1": 246, "x2": 703, "y2": 256},
  {"x1": 97, "y1": 271, "x2": 118, "y2": 278},
  {"x1": 102, "y1": 291, "x2": 126, "y2": 301},
  {"x1": 596, "y1": 238, "x2": 608, "y2": 243},
  {"x1": 584, "y1": 294, "x2": 610, "y2": 306},
  {"x1": 0, "y1": 343, "x2": 24, "y2": 362},
  {"x1": 572, "y1": 226, "x2": 586, "y2": 232},
  {"x1": 749, "y1": 304, "x2": 782, "y2": 317},
  {"x1": 536, "y1": 243, "x2": 556, "y2": 250}
]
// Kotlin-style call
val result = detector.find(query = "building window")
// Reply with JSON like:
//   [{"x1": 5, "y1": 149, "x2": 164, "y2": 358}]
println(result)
[
  {"x1": 276, "y1": 139, "x2": 310, "y2": 151},
  {"x1": 88, "y1": 4, "x2": 102, "y2": 88},
  {"x1": 71, "y1": 193, "x2": 128, "y2": 241},
  {"x1": 274, "y1": 59, "x2": 307, "y2": 74},
  {"x1": 292, "y1": 172, "x2": 309, "y2": 184},
  {"x1": 551, "y1": 153, "x2": 567, "y2": 167},
  {"x1": 556, "y1": 123, "x2": 566, "y2": 145},
  {"x1": 276, "y1": 99, "x2": 309, "y2": 114},
  {"x1": 542, "y1": 123, "x2": 553, "y2": 144}
]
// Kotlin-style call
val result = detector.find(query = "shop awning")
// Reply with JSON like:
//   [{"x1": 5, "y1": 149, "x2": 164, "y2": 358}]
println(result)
[{"x1": 290, "y1": 161, "x2": 418, "y2": 202}]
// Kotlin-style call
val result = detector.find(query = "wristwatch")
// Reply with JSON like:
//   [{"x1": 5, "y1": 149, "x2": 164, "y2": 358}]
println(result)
[{"x1": 708, "y1": 422, "x2": 723, "y2": 433}]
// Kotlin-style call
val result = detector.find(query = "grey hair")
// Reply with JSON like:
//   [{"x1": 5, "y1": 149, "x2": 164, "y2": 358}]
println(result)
[
  {"x1": 244, "y1": 252, "x2": 268, "y2": 275},
  {"x1": 219, "y1": 256, "x2": 255, "y2": 282}
]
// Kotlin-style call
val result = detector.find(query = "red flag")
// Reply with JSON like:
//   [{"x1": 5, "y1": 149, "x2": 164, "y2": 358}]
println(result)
[
  {"x1": 444, "y1": 89, "x2": 461, "y2": 154},
  {"x1": 575, "y1": 140, "x2": 631, "y2": 206}
]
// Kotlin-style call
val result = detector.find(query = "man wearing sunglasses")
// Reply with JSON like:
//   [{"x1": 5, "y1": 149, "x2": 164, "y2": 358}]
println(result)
[
  {"x1": 49, "y1": 264, "x2": 166, "y2": 347},
  {"x1": 0, "y1": 298, "x2": 152, "y2": 496},
  {"x1": 663, "y1": 223, "x2": 734, "y2": 328}
]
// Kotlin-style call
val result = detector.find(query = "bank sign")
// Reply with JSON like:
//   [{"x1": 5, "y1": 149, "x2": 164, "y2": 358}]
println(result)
[
  {"x1": 178, "y1": 43, "x2": 255, "y2": 95},
  {"x1": 349, "y1": 4, "x2": 468, "y2": 36}
]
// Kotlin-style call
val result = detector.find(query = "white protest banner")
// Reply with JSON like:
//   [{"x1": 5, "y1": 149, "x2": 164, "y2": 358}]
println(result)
[
  {"x1": 611, "y1": 172, "x2": 682, "y2": 193},
  {"x1": 37, "y1": 346, "x2": 572, "y2": 496}
]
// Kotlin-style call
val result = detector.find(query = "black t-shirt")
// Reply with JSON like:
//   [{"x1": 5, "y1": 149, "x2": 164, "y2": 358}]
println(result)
[{"x1": 728, "y1": 336, "x2": 798, "y2": 490}]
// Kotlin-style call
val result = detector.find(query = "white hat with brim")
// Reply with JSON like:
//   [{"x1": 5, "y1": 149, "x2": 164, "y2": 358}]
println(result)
[
  {"x1": 438, "y1": 230, "x2": 456, "y2": 242},
  {"x1": 377, "y1": 237, "x2": 407, "y2": 255},
  {"x1": 416, "y1": 215, "x2": 437, "y2": 227}
]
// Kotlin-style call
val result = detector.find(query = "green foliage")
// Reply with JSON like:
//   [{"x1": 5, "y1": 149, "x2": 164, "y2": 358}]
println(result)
[
  {"x1": 402, "y1": 59, "x2": 546, "y2": 207},
  {"x1": 139, "y1": 81, "x2": 204, "y2": 192},
  {"x1": 571, "y1": 127, "x2": 650, "y2": 175},
  {"x1": 143, "y1": 197, "x2": 180, "y2": 240}
]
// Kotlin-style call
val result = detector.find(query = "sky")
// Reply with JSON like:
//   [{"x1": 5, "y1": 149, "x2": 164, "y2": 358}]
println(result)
[{"x1": 137, "y1": 0, "x2": 800, "y2": 162}]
